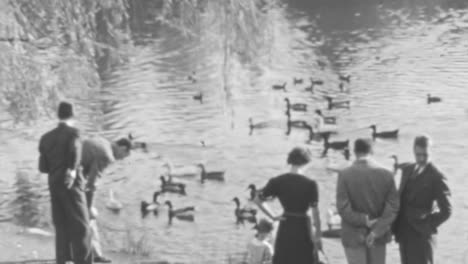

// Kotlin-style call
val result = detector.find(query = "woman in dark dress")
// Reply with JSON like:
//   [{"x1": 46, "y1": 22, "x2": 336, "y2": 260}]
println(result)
[{"x1": 254, "y1": 147, "x2": 322, "y2": 264}]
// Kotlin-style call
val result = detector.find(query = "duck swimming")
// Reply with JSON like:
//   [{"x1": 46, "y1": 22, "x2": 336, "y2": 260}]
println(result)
[
  {"x1": 272, "y1": 82, "x2": 287, "y2": 91},
  {"x1": 311, "y1": 79, "x2": 324, "y2": 86},
  {"x1": 284, "y1": 98, "x2": 307, "y2": 112},
  {"x1": 232, "y1": 197, "x2": 257, "y2": 224},
  {"x1": 339, "y1": 75, "x2": 351, "y2": 83},
  {"x1": 128, "y1": 133, "x2": 148, "y2": 151},
  {"x1": 369, "y1": 125, "x2": 399, "y2": 139},
  {"x1": 247, "y1": 184, "x2": 273, "y2": 202},
  {"x1": 427, "y1": 94, "x2": 442, "y2": 104},
  {"x1": 141, "y1": 191, "x2": 161, "y2": 218},
  {"x1": 106, "y1": 189, "x2": 123, "y2": 212},
  {"x1": 249, "y1": 118, "x2": 269, "y2": 135},
  {"x1": 390, "y1": 155, "x2": 411, "y2": 174},
  {"x1": 160, "y1": 176, "x2": 186, "y2": 195},
  {"x1": 247, "y1": 184, "x2": 261, "y2": 201},
  {"x1": 165, "y1": 201, "x2": 195, "y2": 223},
  {"x1": 293, "y1": 77, "x2": 303, "y2": 85},
  {"x1": 197, "y1": 164, "x2": 225, "y2": 183},
  {"x1": 322, "y1": 132, "x2": 349, "y2": 157},
  {"x1": 315, "y1": 110, "x2": 337, "y2": 125},
  {"x1": 193, "y1": 92, "x2": 203, "y2": 104},
  {"x1": 286, "y1": 111, "x2": 309, "y2": 130},
  {"x1": 325, "y1": 96, "x2": 350, "y2": 110}
]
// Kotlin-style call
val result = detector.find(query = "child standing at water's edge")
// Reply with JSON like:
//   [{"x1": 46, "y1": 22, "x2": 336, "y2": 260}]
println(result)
[{"x1": 244, "y1": 219, "x2": 274, "y2": 264}]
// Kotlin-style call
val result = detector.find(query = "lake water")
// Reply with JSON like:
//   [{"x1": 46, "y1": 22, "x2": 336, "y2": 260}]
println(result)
[{"x1": 1, "y1": 0, "x2": 468, "y2": 263}]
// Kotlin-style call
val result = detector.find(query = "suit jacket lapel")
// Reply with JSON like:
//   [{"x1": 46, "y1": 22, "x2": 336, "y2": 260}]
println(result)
[
  {"x1": 399, "y1": 163, "x2": 416, "y2": 194},
  {"x1": 408, "y1": 163, "x2": 433, "y2": 201}
]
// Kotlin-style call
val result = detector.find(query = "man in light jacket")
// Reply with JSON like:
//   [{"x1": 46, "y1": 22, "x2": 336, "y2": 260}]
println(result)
[{"x1": 336, "y1": 138, "x2": 399, "y2": 264}]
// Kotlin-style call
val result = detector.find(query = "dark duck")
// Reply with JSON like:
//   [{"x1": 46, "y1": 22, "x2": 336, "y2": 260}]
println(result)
[
  {"x1": 390, "y1": 155, "x2": 411, "y2": 174},
  {"x1": 272, "y1": 82, "x2": 287, "y2": 91},
  {"x1": 232, "y1": 197, "x2": 257, "y2": 224},
  {"x1": 427, "y1": 94, "x2": 442, "y2": 104},
  {"x1": 324, "y1": 96, "x2": 350, "y2": 110},
  {"x1": 193, "y1": 92, "x2": 203, "y2": 103},
  {"x1": 369, "y1": 125, "x2": 399, "y2": 139},
  {"x1": 293, "y1": 77, "x2": 303, "y2": 85},
  {"x1": 339, "y1": 74, "x2": 351, "y2": 83},
  {"x1": 128, "y1": 133, "x2": 148, "y2": 151},
  {"x1": 141, "y1": 191, "x2": 161, "y2": 218},
  {"x1": 165, "y1": 201, "x2": 195, "y2": 223},
  {"x1": 315, "y1": 109, "x2": 337, "y2": 125},
  {"x1": 284, "y1": 98, "x2": 307, "y2": 112},
  {"x1": 322, "y1": 132, "x2": 350, "y2": 157},
  {"x1": 247, "y1": 184, "x2": 273, "y2": 202},
  {"x1": 305, "y1": 78, "x2": 324, "y2": 93},
  {"x1": 286, "y1": 111, "x2": 309, "y2": 130},
  {"x1": 197, "y1": 163, "x2": 225, "y2": 183},
  {"x1": 249, "y1": 118, "x2": 269, "y2": 135},
  {"x1": 160, "y1": 176, "x2": 186, "y2": 195}
]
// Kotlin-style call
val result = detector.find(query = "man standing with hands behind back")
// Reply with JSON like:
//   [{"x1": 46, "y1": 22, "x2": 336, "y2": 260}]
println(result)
[
  {"x1": 336, "y1": 139, "x2": 399, "y2": 264},
  {"x1": 38, "y1": 101, "x2": 93, "y2": 264},
  {"x1": 393, "y1": 135, "x2": 452, "y2": 264}
]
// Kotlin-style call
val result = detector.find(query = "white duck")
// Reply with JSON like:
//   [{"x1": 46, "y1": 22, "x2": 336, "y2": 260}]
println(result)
[{"x1": 106, "y1": 189, "x2": 123, "y2": 211}]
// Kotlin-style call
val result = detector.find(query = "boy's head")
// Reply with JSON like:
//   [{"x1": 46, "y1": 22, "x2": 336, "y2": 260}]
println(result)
[{"x1": 255, "y1": 219, "x2": 273, "y2": 236}]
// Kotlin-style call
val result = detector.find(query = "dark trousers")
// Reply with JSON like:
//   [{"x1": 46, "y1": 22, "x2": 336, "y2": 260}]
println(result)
[
  {"x1": 50, "y1": 183, "x2": 93, "y2": 264},
  {"x1": 398, "y1": 225, "x2": 435, "y2": 264}
]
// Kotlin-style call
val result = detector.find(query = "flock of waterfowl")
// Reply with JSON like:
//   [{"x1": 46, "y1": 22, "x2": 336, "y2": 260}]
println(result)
[
  {"x1": 137, "y1": 162, "x2": 226, "y2": 224},
  {"x1": 106, "y1": 68, "x2": 442, "y2": 232}
]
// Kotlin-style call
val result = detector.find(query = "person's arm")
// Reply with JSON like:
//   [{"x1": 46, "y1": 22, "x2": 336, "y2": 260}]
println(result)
[
  {"x1": 370, "y1": 172, "x2": 400, "y2": 238},
  {"x1": 310, "y1": 181, "x2": 322, "y2": 250},
  {"x1": 429, "y1": 172, "x2": 452, "y2": 228},
  {"x1": 65, "y1": 130, "x2": 82, "y2": 189},
  {"x1": 254, "y1": 196, "x2": 279, "y2": 221},
  {"x1": 336, "y1": 171, "x2": 369, "y2": 227},
  {"x1": 311, "y1": 206, "x2": 322, "y2": 250},
  {"x1": 262, "y1": 244, "x2": 273, "y2": 264},
  {"x1": 85, "y1": 161, "x2": 103, "y2": 208},
  {"x1": 254, "y1": 178, "x2": 283, "y2": 222},
  {"x1": 38, "y1": 138, "x2": 49, "y2": 173},
  {"x1": 67, "y1": 129, "x2": 82, "y2": 172}
]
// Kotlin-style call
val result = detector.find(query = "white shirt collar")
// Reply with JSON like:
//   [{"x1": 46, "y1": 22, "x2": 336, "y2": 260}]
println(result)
[{"x1": 59, "y1": 119, "x2": 75, "y2": 127}]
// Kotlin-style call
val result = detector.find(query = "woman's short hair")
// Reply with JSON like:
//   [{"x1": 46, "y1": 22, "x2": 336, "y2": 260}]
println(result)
[
  {"x1": 287, "y1": 147, "x2": 311, "y2": 166},
  {"x1": 414, "y1": 135, "x2": 431, "y2": 149}
]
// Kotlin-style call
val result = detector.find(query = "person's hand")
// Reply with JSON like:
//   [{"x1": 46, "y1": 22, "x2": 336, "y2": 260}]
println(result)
[
  {"x1": 366, "y1": 232, "x2": 376, "y2": 248},
  {"x1": 366, "y1": 215, "x2": 378, "y2": 228},
  {"x1": 89, "y1": 207, "x2": 98, "y2": 220},
  {"x1": 313, "y1": 237, "x2": 323, "y2": 251},
  {"x1": 64, "y1": 169, "x2": 76, "y2": 189}
]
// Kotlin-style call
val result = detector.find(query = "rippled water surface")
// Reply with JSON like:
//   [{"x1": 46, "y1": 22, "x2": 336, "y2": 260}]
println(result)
[{"x1": 2, "y1": 0, "x2": 468, "y2": 263}]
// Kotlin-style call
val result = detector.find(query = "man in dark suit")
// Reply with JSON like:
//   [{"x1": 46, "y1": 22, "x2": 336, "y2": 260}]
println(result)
[
  {"x1": 38, "y1": 102, "x2": 93, "y2": 264},
  {"x1": 337, "y1": 139, "x2": 399, "y2": 264},
  {"x1": 393, "y1": 135, "x2": 452, "y2": 264},
  {"x1": 81, "y1": 136, "x2": 132, "y2": 263}
]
